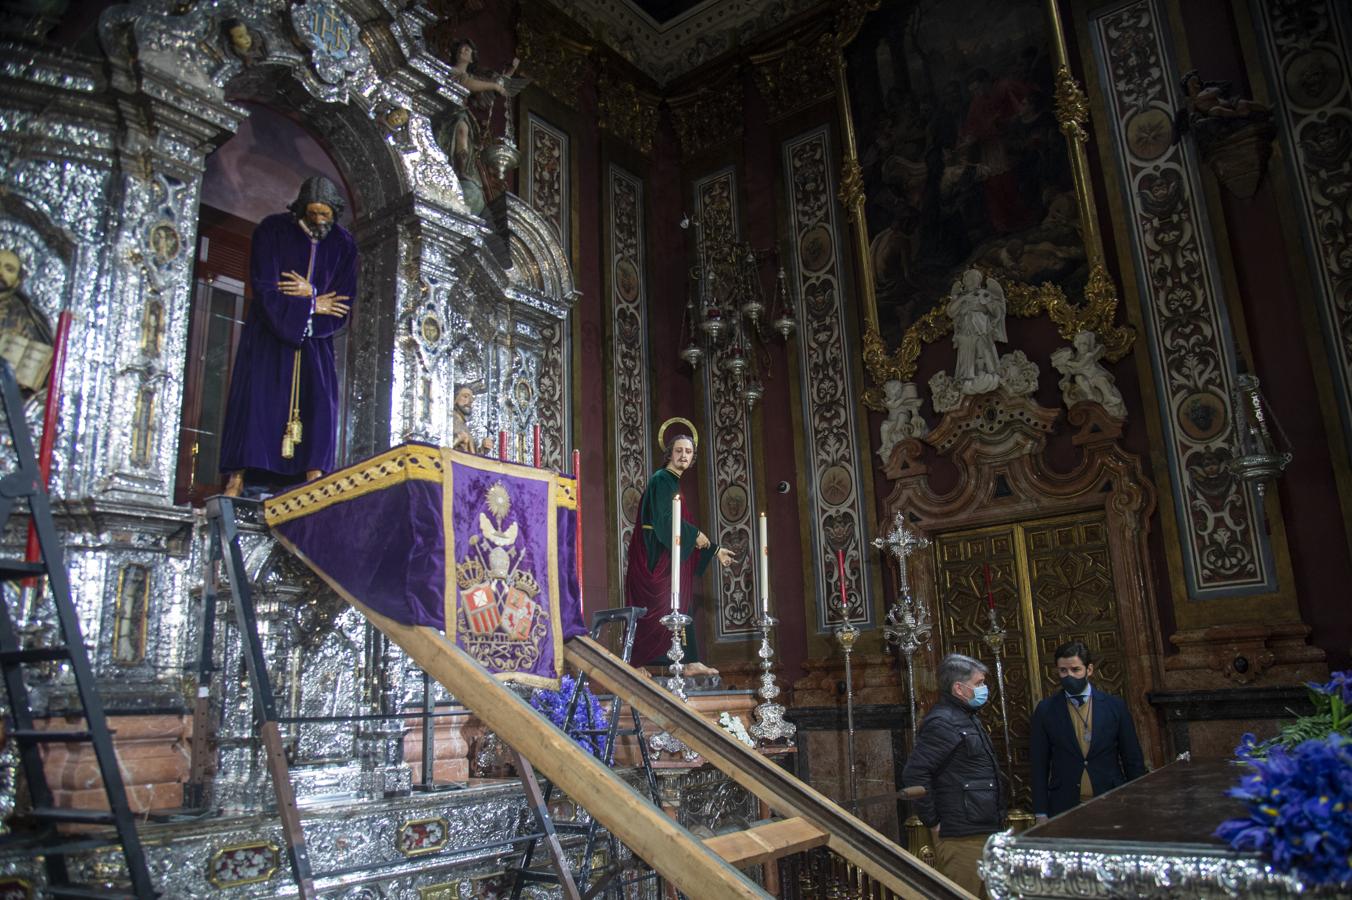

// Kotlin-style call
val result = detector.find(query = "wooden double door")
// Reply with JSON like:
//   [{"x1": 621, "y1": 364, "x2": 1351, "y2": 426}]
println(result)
[{"x1": 932, "y1": 511, "x2": 1131, "y2": 813}]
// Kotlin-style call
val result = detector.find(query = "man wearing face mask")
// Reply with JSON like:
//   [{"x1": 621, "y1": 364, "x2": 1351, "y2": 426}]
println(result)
[
  {"x1": 1029, "y1": 640, "x2": 1146, "y2": 824},
  {"x1": 902, "y1": 653, "x2": 1005, "y2": 897}
]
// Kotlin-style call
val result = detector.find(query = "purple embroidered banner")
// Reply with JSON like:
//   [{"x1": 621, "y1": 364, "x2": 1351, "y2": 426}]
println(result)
[{"x1": 265, "y1": 444, "x2": 584, "y2": 688}]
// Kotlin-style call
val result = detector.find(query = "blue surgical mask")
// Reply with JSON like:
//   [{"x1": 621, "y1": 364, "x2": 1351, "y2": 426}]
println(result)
[{"x1": 966, "y1": 684, "x2": 989, "y2": 709}]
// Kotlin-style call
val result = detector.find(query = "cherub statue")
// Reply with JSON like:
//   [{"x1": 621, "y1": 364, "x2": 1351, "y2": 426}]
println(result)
[
  {"x1": 947, "y1": 268, "x2": 1006, "y2": 395},
  {"x1": 1173, "y1": 70, "x2": 1276, "y2": 196},
  {"x1": 997, "y1": 349, "x2": 1040, "y2": 398},
  {"x1": 928, "y1": 371, "x2": 962, "y2": 414},
  {"x1": 1050, "y1": 331, "x2": 1126, "y2": 419},
  {"x1": 221, "y1": 18, "x2": 267, "y2": 66},
  {"x1": 878, "y1": 380, "x2": 928, "y2": 462},
  {"x1": 1173, "y1": 70, "x2": 1271, "y2": 153}
]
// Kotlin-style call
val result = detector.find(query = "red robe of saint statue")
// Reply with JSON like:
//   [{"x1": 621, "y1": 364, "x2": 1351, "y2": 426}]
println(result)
[{"x1": 624, "y1": 467, "x2": 716, "y2": 666}]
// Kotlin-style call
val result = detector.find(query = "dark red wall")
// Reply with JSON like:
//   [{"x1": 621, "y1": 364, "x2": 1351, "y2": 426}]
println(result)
[{"x1": 1176, "y1": 0, "x2": 1352, "y2": 670}]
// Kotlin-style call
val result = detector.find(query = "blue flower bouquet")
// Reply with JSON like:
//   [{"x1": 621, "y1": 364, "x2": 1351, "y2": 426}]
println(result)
[
  {"x1": 1215, "y1": 671, "x2": 1352, "y2": 887},
  {"x1": 529, "y1": 674, "x2": 607, "y2": 759}
]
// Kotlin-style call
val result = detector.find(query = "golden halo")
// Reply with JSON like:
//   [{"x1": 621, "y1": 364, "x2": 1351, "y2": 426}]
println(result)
[{"x1": 657, "y1": 417, "x2": 699, "y2": 454}]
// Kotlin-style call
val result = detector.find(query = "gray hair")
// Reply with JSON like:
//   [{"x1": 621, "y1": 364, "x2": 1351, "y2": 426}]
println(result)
[{"x1": 937, "y1": 653, "x2": 988, "y2": 696}]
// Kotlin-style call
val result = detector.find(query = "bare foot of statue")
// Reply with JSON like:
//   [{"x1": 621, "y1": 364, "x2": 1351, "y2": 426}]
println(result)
[
  {"x1": 306, "y1": 469, "x2": 323, "y2": 482},
  {"x1": 223, "y1": 471, "x2": 244, "y2": 497}
]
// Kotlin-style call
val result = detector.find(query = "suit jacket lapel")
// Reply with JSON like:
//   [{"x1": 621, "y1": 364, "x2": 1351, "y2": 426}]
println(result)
[{"x1": 1056, "y1": 692, "x2": 1079, "y2": 750}]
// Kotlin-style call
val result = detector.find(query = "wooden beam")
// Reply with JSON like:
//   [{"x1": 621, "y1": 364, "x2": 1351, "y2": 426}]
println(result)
[
  {"x1": 346, "y1": 598, "x2": 767, "y2": 900},
  {"x1": 567, "y1": 637, "x2": 974, "y2": 900},
  {"x1": 704, "y1": 817, "x2": 828, "y2": 867}
]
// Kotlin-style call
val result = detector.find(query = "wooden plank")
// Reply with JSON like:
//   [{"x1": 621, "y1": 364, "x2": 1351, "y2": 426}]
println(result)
[
  {"x1": 567, "y1": 637, "x2": 974, "y2": 900},
  {"x1": 345, "y1": 598, "x2": 766, "y2": 900},
  {"x1": 704, "y1": 817, "x2": 828, "y2": 867}
]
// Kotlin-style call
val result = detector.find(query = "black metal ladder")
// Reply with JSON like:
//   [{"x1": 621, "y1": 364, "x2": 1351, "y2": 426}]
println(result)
[
  {"x1": 511, "y1": 607, "x2": 666, "y2": 900},
  {"x1": 0, "y1": 360, "x2": 156, "y2": 899},
  {"x1": 187, "y1": 496, "x2": 316, "y2": 899}
]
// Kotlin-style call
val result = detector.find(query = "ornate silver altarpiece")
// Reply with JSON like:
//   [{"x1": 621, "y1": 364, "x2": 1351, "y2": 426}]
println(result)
[{"x1": 0, "y1": 2, "x2": 772, "y2": 896}]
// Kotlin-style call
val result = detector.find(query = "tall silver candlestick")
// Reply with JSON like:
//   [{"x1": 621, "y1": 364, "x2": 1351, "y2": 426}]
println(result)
[
  {"x1": 648, "y1": 610, "x2": 698, "y2": 761},
  {"x1": 835, "y1": 616, "x2": 859, "y2": 808},
  {"x1": 873, "y1": 512, "x2": 932, "y2": 745},
  {"x1": 980, "y1": 601, "x2": 1034, "y2": 831},
  {"x1": 874, "y1": 512, "x2": 933, "y2": 859},
  {"x1": 749, "y1": 612, "x2": 795, "y2": 743}
]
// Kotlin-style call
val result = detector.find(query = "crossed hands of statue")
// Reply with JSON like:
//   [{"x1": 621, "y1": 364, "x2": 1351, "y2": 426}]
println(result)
[
  {"x1": 279, "y1": 271, "x2": 350, "y2": 317},
  {"x1": 314, "y1": 292, "x2": 350, "y2": 317}
]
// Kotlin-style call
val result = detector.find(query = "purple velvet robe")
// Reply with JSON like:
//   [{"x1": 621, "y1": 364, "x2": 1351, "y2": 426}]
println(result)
[{"x1": 219, "y1": 213, "x2": 358, "y2": 478}]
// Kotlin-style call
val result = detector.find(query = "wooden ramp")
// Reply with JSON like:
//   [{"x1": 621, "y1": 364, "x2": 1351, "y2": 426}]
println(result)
[{"x1": 349, "y1": 597, "x2": 972, "y2": 899}]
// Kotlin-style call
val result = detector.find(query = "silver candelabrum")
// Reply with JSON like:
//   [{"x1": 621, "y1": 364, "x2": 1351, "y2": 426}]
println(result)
[
  {"x1": 648, "y1": 610, "x2": 699, "y2": 761},
  {"x1": 749, "y1": 612, "x2": 795, "y2": 743},
  {"x1": 874, "y1": 512, "x2": 935, "y2": 860},
  {"x1": 874, "y1": 512, "x2": 932, "y2": 745}
]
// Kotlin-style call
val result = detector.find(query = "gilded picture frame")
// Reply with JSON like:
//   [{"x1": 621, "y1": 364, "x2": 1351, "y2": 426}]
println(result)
[{"x1": 832, "y1": 0, "x2": 1132, "y2": 406}]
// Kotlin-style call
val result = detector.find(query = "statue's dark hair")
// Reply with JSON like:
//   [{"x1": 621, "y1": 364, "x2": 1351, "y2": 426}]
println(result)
[
  {"x1": 663, "y1": 433, "x2": 695, "y2": 462},
  {"x1": 447, "y1": 37, "x2": 480, "y2": 74},
  {"x1": 287, "y1": 176, "x2": 346, "y2": 220}
]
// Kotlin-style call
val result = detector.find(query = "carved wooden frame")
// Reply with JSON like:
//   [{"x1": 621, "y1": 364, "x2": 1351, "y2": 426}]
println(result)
[{"x1": 882, "y1": 395, "x2": 1167, "y2": 764}]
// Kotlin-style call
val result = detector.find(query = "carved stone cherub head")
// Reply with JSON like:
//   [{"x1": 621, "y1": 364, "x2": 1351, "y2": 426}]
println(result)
[{"x1": 222, "y1": 18, "x2": 266, "y2": 64}]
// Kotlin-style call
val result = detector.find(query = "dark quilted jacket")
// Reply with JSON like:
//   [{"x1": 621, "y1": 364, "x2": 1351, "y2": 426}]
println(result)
[{"x1": 901, "y1": 694, "x2": 1006, "y2": 837}]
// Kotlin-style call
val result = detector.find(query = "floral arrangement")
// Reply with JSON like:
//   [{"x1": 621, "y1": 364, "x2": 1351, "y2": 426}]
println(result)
[
  {"x1": 529, "y1": 675, "x2": 606, "y2": 758},
  {"x1": 1215, "y1": 671, "x2": 1352, "y2": 887},
  {"x1": 718, "y1": 711, "x2": 755, "y2": 748}
]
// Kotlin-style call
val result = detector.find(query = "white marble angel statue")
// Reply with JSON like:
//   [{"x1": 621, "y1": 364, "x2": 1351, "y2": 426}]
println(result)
[
  {"x1": 878, "y1": 380, "x2": 928, "y2": 461},
  {"x1": 947, "y1": 268, "x2": 1007, "y2": 395},
  {"x1": 1050, "y1": 330, "x2": 1127, "y2": 419}
]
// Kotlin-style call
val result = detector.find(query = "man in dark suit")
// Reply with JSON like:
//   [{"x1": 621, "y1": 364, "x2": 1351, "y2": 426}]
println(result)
[{"x1": 1030, "y1": 641, "x2": 1147, "y2": 823}]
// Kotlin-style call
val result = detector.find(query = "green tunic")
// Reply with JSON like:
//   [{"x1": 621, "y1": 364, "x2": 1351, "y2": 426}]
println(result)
[{"x1": 639, "y1": 467, "x2": 715, "y2": 576}]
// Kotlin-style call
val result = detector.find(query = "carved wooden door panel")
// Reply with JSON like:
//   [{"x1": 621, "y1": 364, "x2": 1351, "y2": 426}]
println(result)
[
  {"x1": 1023, "y1": 516, "x2": 1127, "y2": 701},
  {"x1": 934, "y1": 525, "x2": 1037, "y2": 813},
  {"x1": 932, "y1": 510, "x2": 1127, "y2": 815}
]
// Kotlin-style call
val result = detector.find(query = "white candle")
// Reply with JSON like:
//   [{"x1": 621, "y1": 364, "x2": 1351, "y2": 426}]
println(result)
[
  {"x1": 671, "y1": 493, "x2": 682, "y2": 613},
  {"x1": 758, "y1": 512, "x2": 769, "y2": 616}
]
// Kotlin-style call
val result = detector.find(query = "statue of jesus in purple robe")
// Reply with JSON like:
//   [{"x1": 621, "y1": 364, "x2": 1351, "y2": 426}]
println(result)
[
  {"x1": 220, "y1": 176, "x2": 357, "y2": 496},
  {"x1": 623, "y1": 429, "x2": 737, "y2": 669}
]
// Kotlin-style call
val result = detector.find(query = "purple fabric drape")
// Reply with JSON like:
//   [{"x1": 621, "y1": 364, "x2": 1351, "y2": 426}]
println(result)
[
  {"x1": 219, "y1": 212, "x2": 358, "y2": 477},
  {"x1": 556, "y1": 504, "x2": 586, "y2": 640},
  {"x1": 271, "y1": 476, "x2": 445, "y2": 628},
  {"x1": 266, "y1": 445, "x2": 584, "y2": 688}
]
